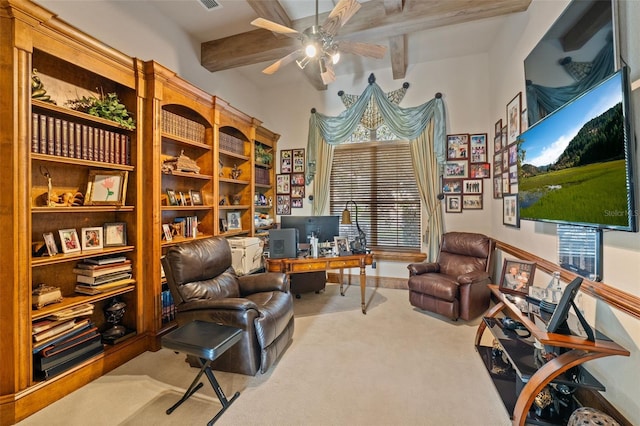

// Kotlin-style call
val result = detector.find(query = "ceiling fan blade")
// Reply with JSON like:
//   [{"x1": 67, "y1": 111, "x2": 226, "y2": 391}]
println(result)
[
  {"x1": 338, "y1": 40, "x2": 387, "y2": 59},
  {"x1": 251, "y1": 18, "x2": 300, "y2": 38},
  {"x1": 322, "y1": 0, "x2": 361, "y2": 36},
  {"x1": 320, "y1": 61, "x2": 336, "y2": 85},
  {"x1": 261, "y1": 50, "x2": 302, "y2": 75}
]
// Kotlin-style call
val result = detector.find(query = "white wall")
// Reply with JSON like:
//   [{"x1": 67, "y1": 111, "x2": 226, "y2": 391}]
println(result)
[{"x1": 489, "y1": 1, "x2": 640, "y2": 423}]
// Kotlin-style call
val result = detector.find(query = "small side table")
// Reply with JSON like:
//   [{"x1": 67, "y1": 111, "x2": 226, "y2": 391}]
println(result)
[{"x1": 162, "y1": 320, "x2": 243, "y2": 425}]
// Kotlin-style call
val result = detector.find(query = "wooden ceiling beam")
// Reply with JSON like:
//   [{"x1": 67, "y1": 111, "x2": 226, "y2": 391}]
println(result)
[
  {"x1": 201, "y1": 0, "x2": 531, "y2": 73},
  {"x1": 389, "y1": 34, "x2": 406, "y2": 80},
  {"x1": 560, "y1": 0, "x2": 611, "y2": 52}
]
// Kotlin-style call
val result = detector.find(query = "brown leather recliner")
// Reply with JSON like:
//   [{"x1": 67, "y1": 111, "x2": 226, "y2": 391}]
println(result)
[
  {"x1": 407, "y1": 232, "x2": 495, "y2": 321},
  {"x1": 161, "y1": 237, "x2": 294, "y2": 375}
]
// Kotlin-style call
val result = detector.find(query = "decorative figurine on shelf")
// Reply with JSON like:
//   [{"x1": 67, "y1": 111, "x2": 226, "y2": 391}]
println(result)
[
  {"x1": 102, "y1": 297, "x2": 127, "y2": 343},
  {"x1": 38, "y1": 166, "x2": 84, "y2": 207},
  {"x1": 231, "y1": 164, "x2": 242, "y2": 180},
  {"x1": 31, "y1": 69, "x2": 56, "y2": 104},
  {"x1": 231, "y1": 193, "x2": 242, "y2": 205}
]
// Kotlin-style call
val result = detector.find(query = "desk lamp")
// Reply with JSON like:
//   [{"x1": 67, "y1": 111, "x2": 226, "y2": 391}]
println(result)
[{"x1": 341, "y1": 201, "x2": 367, "y2": 254}]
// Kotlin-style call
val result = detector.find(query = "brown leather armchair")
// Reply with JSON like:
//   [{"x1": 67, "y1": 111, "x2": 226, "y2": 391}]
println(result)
[
  {"x1": 407, "y1": 232, "x2": 495, "y2": 321},
  {"x1": 161, "y1": 237, "x2": 294, "y2": 375}
]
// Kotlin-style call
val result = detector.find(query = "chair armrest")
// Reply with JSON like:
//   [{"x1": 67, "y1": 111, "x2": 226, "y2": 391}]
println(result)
[
  {"x1": 237, "y1": 272, "x2": 289, "y2": 295},
  {"x1": 457, "y1": 271, "x2": 491, "y2": 285},
  {"x1": 407, "y1": 262, "x2": 440, "y2": 276},
  {"x1": 178, "y1": 297, "x2": 260, "y2": 312}
]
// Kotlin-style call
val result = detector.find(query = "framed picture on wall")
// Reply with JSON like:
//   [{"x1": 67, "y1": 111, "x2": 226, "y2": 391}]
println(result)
[
  {"x1": 493, "y1": 176, "x2": 503, "y2": 199},
  {"x1": 463, "y1": 179, "x2": 483, "y2": 194},
  {"x1": 280, "y1": 150, "x2": 292, "y2": 173},
  {"x1": 276, "y1": 174, "x2": 290, "y2": 194},
  {"x1": 446, "y1": 134, "x2": 469, "y2": 160},
  {"x1": 470, "y1": 163, "x2": 491, "y2": 179},
  {"x1": 470, "y1": 133, "x2": 487, "y2": 163},
  {"x1": 506, "y1": 92, "x2": 522, "y2": 144},
  {"x1": 445, "y1": 195, "x2": 462, "y2": 213},
  {"x1": 463, "y1": 194, "x2": 483, "y2": 210},
  {"x1": 291, "y1": 173, "x2": 305, "y2": 185},
  {"x1": 494, "y1": 119, "x2": 502, "y2": 152},
  {"x1": 291, "y1": 198, "x2": 303, "y2": 208},
  {"x1": 503, "y1": 194, "x2": 519, "y2": 227},
  {"x1": 276, "y1": 195, "x2": 291, "y2": 215},
  {"x1": 494, "y1": 152, "x2": 503, "y2": 175},
  {"x1": 444, "y1": 160, "x2": 469, "y2": 179},
  {"x1": 501, "y1": 125, "x2": 508, "y2": 149},
  {"x1": 292, "y1": 148, "x2": 305, "y2": 173},
  {"x1": 442, "y1": 179, "x2": 462, "y2": 194}
]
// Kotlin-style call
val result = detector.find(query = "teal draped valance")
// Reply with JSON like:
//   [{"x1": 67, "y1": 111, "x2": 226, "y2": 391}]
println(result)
[{"x1": 306, "y1": 81, "x2": 446, "y2": 184}]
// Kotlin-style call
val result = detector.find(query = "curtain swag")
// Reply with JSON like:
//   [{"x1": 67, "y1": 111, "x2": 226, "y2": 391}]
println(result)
[{"x1": 306, "y1": 81, "x2": 446, "y2": 185}]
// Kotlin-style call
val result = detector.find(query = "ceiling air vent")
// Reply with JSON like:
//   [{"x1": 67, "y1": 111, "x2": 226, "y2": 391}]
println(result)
[{"x1": 198, "y1": 0, "x2": 220, "y2": 11}]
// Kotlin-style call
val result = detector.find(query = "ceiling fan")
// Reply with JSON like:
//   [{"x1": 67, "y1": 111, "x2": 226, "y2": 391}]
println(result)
[{"x1": 251, "y1": 0, "x2": 387, "y2": 85}]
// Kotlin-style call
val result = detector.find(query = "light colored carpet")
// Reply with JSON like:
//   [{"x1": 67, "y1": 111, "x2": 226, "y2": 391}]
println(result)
[{"x1": 18, "y1": 285, "x2": 510, "y2": 426}]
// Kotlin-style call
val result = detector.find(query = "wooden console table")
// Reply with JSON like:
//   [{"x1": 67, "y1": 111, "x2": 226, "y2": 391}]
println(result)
[
  {"x1": 266, "y1": 253, "x2": 374, "y2": 314},
  {"x1": 475, "y1": 285, "x2": 630, "y2": 425}
]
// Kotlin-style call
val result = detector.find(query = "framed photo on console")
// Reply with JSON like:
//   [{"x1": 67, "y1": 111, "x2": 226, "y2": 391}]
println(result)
[{"x1": 499, "y1": 259, "x2": 536, "y2": 296}]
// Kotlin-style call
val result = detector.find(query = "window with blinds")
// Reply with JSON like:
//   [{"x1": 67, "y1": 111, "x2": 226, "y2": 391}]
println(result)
[{"x1": 330, "y1": 141, "x2": 421, "y2": 250}]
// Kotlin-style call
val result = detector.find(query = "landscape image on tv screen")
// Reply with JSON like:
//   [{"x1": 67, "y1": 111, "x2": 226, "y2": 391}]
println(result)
[{"x1": 518, "y1": 68, "x2": 635, "y2": 231}]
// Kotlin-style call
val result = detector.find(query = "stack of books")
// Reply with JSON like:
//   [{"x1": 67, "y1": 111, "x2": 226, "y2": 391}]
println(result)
[
  {"x1": 32, "y1": 304, "x2": 103, "y2": 379},
  {"x1": 74, "y1": 256, "x2": 133, "y2": 295}
]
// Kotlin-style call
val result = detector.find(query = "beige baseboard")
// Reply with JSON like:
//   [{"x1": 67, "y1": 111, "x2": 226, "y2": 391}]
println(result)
[{"x1": 326, "y1": 273, "x2": 409, "y2": 290}]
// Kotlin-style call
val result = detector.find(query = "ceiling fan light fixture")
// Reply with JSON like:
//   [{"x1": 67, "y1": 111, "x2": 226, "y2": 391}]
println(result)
[
  {"x1": 296, "y1": 55, "x2": 311, "y2": 70},
  {"x1": 305, "y1": 43, "x2": 317, "y2": 58},
  {"x1": 331, "y1": 50, "x2": 340, "y2": 65}
]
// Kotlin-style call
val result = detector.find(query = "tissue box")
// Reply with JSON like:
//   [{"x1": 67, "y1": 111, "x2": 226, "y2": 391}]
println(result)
[{"x1": 228, "y1": 237, "x2": 263, "y2": 275}]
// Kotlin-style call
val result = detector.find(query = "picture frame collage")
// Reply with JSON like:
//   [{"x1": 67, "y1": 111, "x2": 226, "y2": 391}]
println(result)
[
  {"x1": 493, "y1": 91, "x2": 526, "y2": 228},
  {"x1": 277, "y1": 148, "x2": 305, "y2": 214},
  {"x1": 443, "y1": 133, "x2": 490, "y2": 213},
  {"x1": 41, "y1": 222, "x2": 128, "y2": 256}
]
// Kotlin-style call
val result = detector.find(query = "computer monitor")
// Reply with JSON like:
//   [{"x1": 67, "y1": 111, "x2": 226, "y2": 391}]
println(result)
[{"x1": 281, "y1": 215, "x2": 340, "y2": 244}]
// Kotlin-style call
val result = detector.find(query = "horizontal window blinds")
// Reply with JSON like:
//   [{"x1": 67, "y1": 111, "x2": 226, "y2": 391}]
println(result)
[{"x1": 330, "y1": 142, "x2": 421, "y2": 249}]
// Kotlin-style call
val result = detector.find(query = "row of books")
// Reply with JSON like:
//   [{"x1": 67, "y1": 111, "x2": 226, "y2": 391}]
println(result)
[
  {"x1": 31, "y1": 112, "x2": 131, "y2": 165},
  {"x1": 219, "y1": 131, "x2": 245, "y2": 155},
  {"x1": 32, "y1": 304, "x2": 103, "y2": 379},
  {"x1": 171, "y1": 216, "x2": 199, "y2": 239},
  {"x1": 161, "y1": 109, "x2": 206, "y2": 143},
  {"x1": 74, "y1": 256, "x2": 133, "y2": 295}
]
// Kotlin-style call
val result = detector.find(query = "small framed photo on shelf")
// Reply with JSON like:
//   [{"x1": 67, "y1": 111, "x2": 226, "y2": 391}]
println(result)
[
  {"x1": 462, "y1": 194, "x2": 483, "y2": 210},
  {"x1": 499, "y1": 259, "x2": 536, "y2": 296},
  {"x1": 85, "y1": 170, "x2": 128, "y2": 206},
  {"x1": 189, "y1": 190, "x2": 203, "y2": 206},
  {"x1": 506, "y1": 92, "x2": 522, "y2": 144},
  {"x1": 446, "y1": 134, "x2": 469, "y2": 160},
  {"x1": 219, "y1": 218, "x2": 228, "y2": 233},
  {"x1": 226, "y1": 211, "x2": 242, "y2": 230},
  {"x1": 58, "y1": 228, "x2": 81, "y2": 254},
  {"x1": 276, "y1": 195, "x2": 291, "y2": 215},
  {"x1": 503, "y1": 194, "x2": 519, "y2": 227},
  {"x1": 103, "y1": 222, "x2": 127, "y2": 247},
  {"x1": 178, "y1": 191, "x2": 187, "y2": 206},
  {"x1": 334, "y1": 236, "x2": 351, "y2": 256},
  {"x1": 276, "y1": 174, "x2": 290, "y2": 194},
  {"x1": 292, "y1": 148, "x2": 305, "y2": 173},
  {"x1": 162, "y1": 224, "x2": 173, "y2": 241},
  {"x1": 470, "y1": 163, "x2": 491, "y2": 179},
  {"x1": 463, "y1": 179, "x2": 483, "y2": 194},
  {"x1": 445, "y1": 195, "x2": 462, "y2": 213},
  {"x1": 166, "y1": 188, "x2": 178, "y2": 206},
  {"x1": 280, "y1": 149, "x2": 292, "y2": 173},
  {"x1": 81, "y1": 227, "x2": 103, "y2": 251},
  {"x1": 43, "y1": 232, "x2": 58, "y2": 256},
  {"x1": 470, "y1": 133, "x2": 487, "y2": 163},
  {"x1": 444, "y1": 160, "x2": 469, "y2": 179}
]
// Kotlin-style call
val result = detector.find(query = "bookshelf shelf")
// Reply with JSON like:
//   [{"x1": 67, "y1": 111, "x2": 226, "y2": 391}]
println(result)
[
  {"x1": 32, "y1": 246, "x2": 135, "y2": 267},
  {"x1": 31, "y1": 283, "x2": 136, "y2": 321},
  {"x1": 161, "y1": 132, "x2": 211, "y2": 151},
  {"x1": 32, "y1": 154, "x2": 135, "y2": 171},
  {"x1": 162, "y1": 170, "x2": 213, "y2": 180},
  {"x1": 32, "y1": 99, "x2": 135, "y2": 131}
]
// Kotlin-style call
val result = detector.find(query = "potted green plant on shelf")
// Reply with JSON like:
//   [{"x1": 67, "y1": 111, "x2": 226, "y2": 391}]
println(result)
[
  {"x1": 255, "y1": 143, "x2": 273, "y2": 166},
  {"x1": 66, "y1": 89, "x2": 136, "y2": 130}
]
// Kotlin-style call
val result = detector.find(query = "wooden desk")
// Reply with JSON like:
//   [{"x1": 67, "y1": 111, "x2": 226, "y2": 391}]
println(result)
[{"x1": 266, "y1": 253, "x2": 374, "y2": 314}]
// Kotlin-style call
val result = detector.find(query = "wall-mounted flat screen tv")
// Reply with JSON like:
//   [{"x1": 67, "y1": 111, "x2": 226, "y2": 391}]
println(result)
[
  {"x1": 524, "y1": 0, "x2": 615, "y2": 127},
  {"x1": 517, "y1": 66, "x2": 637, "y2": 232}
]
